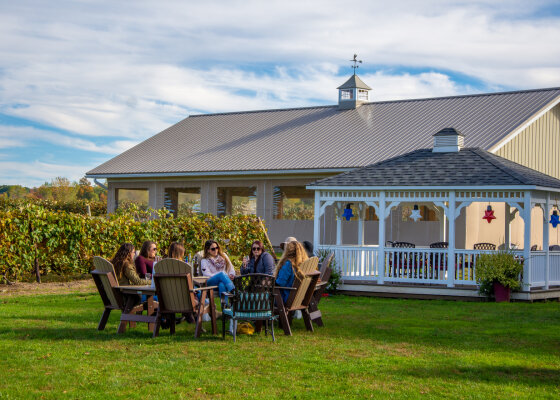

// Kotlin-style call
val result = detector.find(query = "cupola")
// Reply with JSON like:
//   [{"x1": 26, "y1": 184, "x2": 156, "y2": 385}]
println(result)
[
  {"x1": 432, "y1": 127, "x2": 464, "y2": 152},
  {"x1": 337, "y1": 74, "x2": 372, "y2": 110}
]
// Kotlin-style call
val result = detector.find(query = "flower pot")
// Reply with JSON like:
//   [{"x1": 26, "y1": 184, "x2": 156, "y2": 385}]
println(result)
[{"x1": 493, "y1": 281, "x2": 511, "y2": 302}]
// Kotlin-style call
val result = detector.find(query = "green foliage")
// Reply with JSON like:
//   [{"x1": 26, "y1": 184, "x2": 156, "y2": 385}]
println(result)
[
  {"x1": 475, "y1": 251, "x2": 524, "y2": 297},
  {"x1": 0, "y1": 197, "x2": 107, "y2": 216},
  {"x1": 0, "y1": 201, "x2": 268, "y2": 283},
  {"x1": 314, "y1": 248, "x2": 341, "y2": 293}
]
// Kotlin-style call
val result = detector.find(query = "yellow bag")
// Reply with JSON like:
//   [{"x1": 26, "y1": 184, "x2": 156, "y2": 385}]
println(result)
[{"x1": 236, "y1": 322, "x2": 255, "y2": 335}]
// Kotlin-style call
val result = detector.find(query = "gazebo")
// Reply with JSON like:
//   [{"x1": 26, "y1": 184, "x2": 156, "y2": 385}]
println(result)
[{"x1": 307, "y1": 128, "x2": 560, "y2": 300}]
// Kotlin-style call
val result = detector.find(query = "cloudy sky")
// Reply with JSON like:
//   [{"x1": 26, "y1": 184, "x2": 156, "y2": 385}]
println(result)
[{"x1": 1, "y1": 0, "x2": 560, "y2": 187}]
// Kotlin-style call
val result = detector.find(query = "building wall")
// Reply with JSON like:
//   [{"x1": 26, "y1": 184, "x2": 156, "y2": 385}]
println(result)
[
  {"x1": 495, "y1": 103, "x2": 560, "y2": 180},
  {"x1": 464, "y1": 202, "x2": 560, "y2": 250}
]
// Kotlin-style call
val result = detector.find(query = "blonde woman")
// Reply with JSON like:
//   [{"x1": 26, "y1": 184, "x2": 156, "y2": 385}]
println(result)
[
  {"x1": 274, "y1": 240, "x2": 308, "y2": 304},
  {"x1": 200, "y1": 240, "x2": 235, "y2": 297}
]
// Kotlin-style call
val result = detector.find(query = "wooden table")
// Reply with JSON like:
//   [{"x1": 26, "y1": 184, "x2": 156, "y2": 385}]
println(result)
[
  {"x1": 118, "y1": 285, "x2": 157, "y2": 334},
  {"x1": 193, "y1": 276, "x2": 209, "y2": 286}
]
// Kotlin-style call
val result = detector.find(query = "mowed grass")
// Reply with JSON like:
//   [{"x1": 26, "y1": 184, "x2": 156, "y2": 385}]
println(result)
[{"x1": 0, "y1": 292, "x2": 559, "y2": 400}]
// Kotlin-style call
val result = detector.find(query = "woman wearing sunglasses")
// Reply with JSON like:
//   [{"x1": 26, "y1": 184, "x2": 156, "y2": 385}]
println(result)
[
  {"x1": 135, "y1": 240, "x2": 159, "y2": 279},
  {"x1": 240, "y1": 240, "x2": 275, "y2": 276},
  {"x1": 200, "y1": 240, "x2": 235, "y2": 297}
]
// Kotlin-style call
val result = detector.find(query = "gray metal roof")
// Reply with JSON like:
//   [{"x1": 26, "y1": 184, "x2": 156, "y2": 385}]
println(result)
[
  {"x1": 337, "y1": 74, "x2": 372, "y2": 90},
  {"x1": 309, "y1": 148, "x2": 560, "y2": 189},
  {"x1": 87, "y1": 87, "x2": 560, "y2": 177}
]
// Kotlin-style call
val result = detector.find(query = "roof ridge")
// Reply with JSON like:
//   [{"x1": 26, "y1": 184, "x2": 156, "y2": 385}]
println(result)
[
  {"x1": 469, "y1": 149, "x2": 528, "y2": 184},
  {"x1": 188, "y1": 86, "x2": 560, "y2": 118},
  {"x1": 362, "y1": 86, "x2": 560, "y2": 106},
  {"x1": 189, "y1": 104, "x2": 336, "y2": 118}
]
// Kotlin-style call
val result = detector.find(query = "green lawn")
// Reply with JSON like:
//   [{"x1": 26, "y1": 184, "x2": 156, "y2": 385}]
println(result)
[{"x1": 1, "y1": 291, "x2": 559, "y2": 399}]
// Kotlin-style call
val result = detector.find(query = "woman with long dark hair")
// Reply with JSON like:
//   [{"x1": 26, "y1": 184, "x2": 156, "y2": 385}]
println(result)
[
  {"x1": 135, "y1": 240, "x2": 158, "y2": 278},
  {"x1": 111, "y1": 243, "x2": 150, "y2": 286},
  {"x1": 240, "y1": 240, "x2": 275, "y2": 275},
  {"x1": 200, "y1": 240, "x2": 235, "y2": 297}
]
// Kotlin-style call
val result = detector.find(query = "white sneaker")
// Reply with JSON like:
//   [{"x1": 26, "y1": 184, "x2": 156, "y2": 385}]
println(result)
[{"x1": 294, "y1": 310, "x2": 302, "y2": 319}]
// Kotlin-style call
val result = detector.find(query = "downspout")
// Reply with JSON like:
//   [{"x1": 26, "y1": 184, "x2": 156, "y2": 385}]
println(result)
[{"x1": 94, "y1": 178, "x2": 108, "y2": 190}]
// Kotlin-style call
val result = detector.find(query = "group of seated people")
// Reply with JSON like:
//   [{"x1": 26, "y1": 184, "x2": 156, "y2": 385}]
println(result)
[{"x1": 109, "y1": 236, "x2": 315, "y2": 306}]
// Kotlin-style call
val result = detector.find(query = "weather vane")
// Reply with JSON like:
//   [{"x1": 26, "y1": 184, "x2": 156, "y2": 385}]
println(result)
[{"x1": 350, "y1": 54, "x2": 362, "y2": 74}]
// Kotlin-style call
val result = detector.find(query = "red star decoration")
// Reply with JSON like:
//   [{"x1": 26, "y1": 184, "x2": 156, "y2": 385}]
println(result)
[{"x1": 483, "y1": 209, "x2": 496, "y2": 223}]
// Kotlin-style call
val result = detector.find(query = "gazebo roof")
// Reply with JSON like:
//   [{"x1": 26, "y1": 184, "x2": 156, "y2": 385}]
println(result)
[{"x1": 309, "y1": 148, "x2": 560, "y2": 189}]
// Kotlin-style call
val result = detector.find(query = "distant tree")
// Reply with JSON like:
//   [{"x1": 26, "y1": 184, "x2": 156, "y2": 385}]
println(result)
[
  {"x1": 50, "y1": 177, "x2": 77, "y2": 202},
  {"x1": 0, "y1": 185, "x2": 29, "y2": 199},
  {"x1": 76, "y1": 177, "x2": 96, "y2": 200}
]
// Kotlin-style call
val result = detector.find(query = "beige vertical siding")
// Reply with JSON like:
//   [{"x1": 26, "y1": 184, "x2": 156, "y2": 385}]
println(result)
[{"x1": 496, "y1": 104, "x2": 560, "y2": 179}]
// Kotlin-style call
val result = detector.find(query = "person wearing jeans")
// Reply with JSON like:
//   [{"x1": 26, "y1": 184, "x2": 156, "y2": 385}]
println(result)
[{"x1": 200, "y1": 240, "x2": 236, "y2": 298}]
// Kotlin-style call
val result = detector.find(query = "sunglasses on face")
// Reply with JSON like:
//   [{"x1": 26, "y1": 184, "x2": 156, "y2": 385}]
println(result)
[
  {"x1": 252, "y1": 247, "x2": 261, "y2": 251},
  {"x1": 210, "y1": 246, "x2": 219, "y2": 251}
]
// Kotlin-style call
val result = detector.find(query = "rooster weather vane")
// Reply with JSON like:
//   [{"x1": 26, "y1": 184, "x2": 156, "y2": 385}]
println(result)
[{"x1": 350, "y1": 54, "x2": 362, "y2": 74}]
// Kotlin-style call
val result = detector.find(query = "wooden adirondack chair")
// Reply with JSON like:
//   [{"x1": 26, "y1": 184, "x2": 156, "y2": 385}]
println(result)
[
  {"x1": 274, "y1": 256, "x2": 320, "y2": 336},
  {"x1": 152, "y1": 258, "x2": 218, "y2": 338},
  {"x1": 90, "y1": 256, "x2": 145, "y2": 332},
  {"x1": 308, "y1": 252, "x2": 333, "y2": 328}
]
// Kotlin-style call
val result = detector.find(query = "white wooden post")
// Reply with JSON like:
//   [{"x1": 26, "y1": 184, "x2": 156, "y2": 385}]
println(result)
[
  {"x1": 442, "y1": 212, "x2": 447, "y2": 242},
  {"x1": 505, "y1": 203, "x2": 511, "y2": 249},
  {"x1": 358, "y1": 203, "x2": 365, "y2": 246},
  {"x1": 314, "y1": 190, "x2": 321, "y2": 248},
  {"x1": 523, "y1": 191, "x2": 532, "y2": 289},
  {"x1": 544, "y1": 193, "x2": 550, "y2": 289},
  {"x1": 447, "y1": 192, "x2": 456, "y2": 288},
  {"x1": 377, "y1": 192, "x2": 386, "y2": 284},
  {"x1": 336, "y1": 204, "x2": 342, "y2": 246}
]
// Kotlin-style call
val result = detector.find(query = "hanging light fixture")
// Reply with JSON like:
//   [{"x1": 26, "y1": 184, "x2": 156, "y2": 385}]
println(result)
[
  {"x1": 483, "y1": 204, "x2": 496, "y2": 223},
  {"x1": 550, "y1": 210, "x2": 559, "y2": 228},
  {"x1": 342, "y1": 203, "x2": 354, "y2": 221},
  {"x1": 410, "y1": 204, "x2": 422, "y2": 222}
]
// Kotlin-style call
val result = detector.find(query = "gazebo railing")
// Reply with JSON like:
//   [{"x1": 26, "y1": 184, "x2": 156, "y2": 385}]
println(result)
[
  {"x1": 319, "y1": 245, "x2": 380, "y2": 279},
  {"x1": 318, "y1": 245, "x2": 559, "y2": 288},
  {"x1": 530, "y1": 250, "x2": 560, "y2": 287}
]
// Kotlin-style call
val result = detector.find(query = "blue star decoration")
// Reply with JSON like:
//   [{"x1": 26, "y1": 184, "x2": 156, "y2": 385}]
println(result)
[
  {"x1": 342, "y1": 204, "x2": 354, "y2": 221},
  {"x1": 550, "y1": 210, "x2": 560, "y2": 228}
]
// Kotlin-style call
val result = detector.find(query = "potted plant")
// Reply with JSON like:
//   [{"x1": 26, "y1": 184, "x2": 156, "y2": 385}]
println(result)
[{"x1": 475, "y1": 251, "x2": 523, "y2": 302}]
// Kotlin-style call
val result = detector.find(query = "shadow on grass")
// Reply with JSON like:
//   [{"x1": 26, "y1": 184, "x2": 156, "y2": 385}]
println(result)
[
  {"x1": 395, "y1": 364, "x2": 560, "y2": 387},
  {"x1": 0, "y1": 325, "x2": 226, "y2": 343}
]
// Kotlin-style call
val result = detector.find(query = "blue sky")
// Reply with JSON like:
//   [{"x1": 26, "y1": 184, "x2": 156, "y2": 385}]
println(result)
[{"x1": 1, "y1": 0, "x2": 560, "y2": 187}]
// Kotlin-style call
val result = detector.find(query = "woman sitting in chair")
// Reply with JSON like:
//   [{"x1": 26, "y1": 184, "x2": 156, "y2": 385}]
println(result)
[
  {"x1": 240, "y1": 240, "x2": 275, "y2": 276},
  {"x1": 112, "y1": 243, "x2": 151, "y2": 286},
  {"x1": 135, "y1": 240, "x2": 159, "y2": 278},
  {"x1": 200, "y1": 240, "x2": 235, "y2": 297},
  {"x1": 274, "y1": 240, "x2": 308, "y2": 304}
]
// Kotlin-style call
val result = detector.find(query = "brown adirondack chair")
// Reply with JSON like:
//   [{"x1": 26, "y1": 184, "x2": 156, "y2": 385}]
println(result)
[
  {"x1": 308, "y1": 252, "x2": 334, "y2": 328},
  {"x1": 152, "y1": 258, "x2": 218, "y2": 338},
  {"x1": 274, "y1": 256, "x2": 320, "y2": 336},
  {"x1": 90, "y1": 256, "x2": 145, "y2": 333}
]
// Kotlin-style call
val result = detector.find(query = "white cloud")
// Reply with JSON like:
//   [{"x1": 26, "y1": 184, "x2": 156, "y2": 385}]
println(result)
[
  {"x1": 0, "y1": 126, "x2": 138, "y2": 154},
  {"x1": 0, "y1": 160, "x2": 98, "y2": 187}
]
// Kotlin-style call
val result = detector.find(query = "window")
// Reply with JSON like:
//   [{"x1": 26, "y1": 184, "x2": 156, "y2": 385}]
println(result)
[
  {"x1": 340, "y1": 89, "x2": 353, "y2": 100},
  {"x1": 358, "y1": 89, "x2": 368, "y2": 101},
  {"x1": 273, "y1": 186, "x2": 314, "y2": 220},
  {"x1": 401, "y1": 205, "x2": 438, "y2": 222},
  {"x1": 164, "y1": 188, "x2": 201, "y2": 217},
  {"x1": 217, "y1": 187, "x2": 257, "y2": 216},
  {"x1": 117, "y1": 189, "x2": 149, "y2": 210}
]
